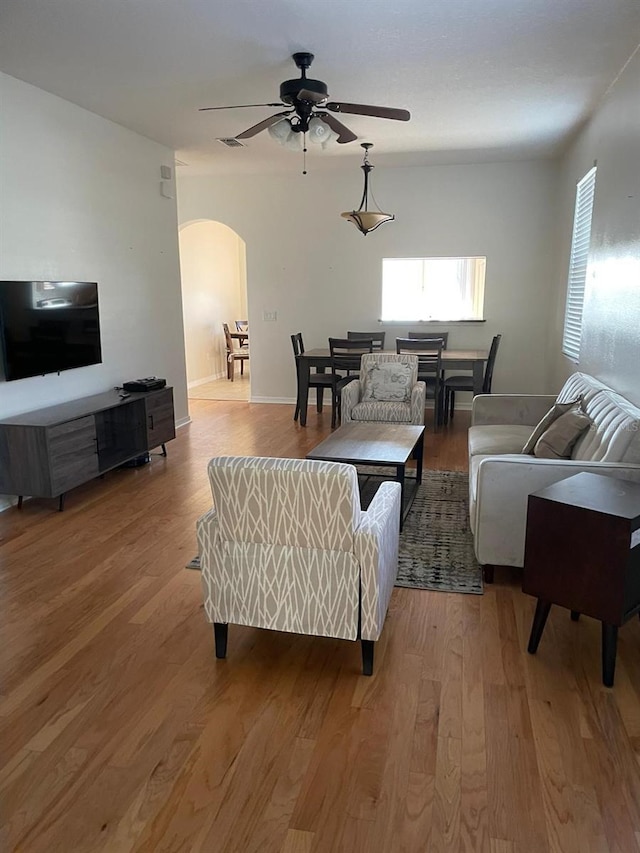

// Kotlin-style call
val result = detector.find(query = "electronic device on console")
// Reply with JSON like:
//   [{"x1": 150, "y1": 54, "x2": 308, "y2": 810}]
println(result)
[{"x1": 122, "y1": 376, "x2": 167, "y2": 392}]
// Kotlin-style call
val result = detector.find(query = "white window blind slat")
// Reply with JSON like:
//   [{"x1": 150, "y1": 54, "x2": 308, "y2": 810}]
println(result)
[{"x1": 562, "y1": 167, "x2": 597, "y2": 361}]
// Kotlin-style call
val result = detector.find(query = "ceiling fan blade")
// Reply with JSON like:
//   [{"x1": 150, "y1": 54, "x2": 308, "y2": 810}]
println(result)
[
  {"x1": 315, "y1": 113, "x2": 358, "y2": 144},
  {"x1": 236, "y1": 112, "x2": 292, "y2": 139},
  {"x1": 199, "y1": 102, "x2": 284, "y2": 112},
  {"x1": 298, "y1": 88, "x2": 328, "y2": 104},
  {"x1": 326, "y1": 102, "x2": 411, "y2": 121}
]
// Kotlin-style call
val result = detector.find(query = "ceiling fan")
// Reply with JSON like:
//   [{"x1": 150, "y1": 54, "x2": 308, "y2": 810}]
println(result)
[{"x1": 199, "y1": 52, "x2": 411, "y2": 146}]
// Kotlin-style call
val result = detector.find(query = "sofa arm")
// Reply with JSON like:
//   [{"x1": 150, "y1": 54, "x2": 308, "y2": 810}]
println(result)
[
  {"x1": 341, "y1": 380, "x2": 363, "y2": 423},
  {"x1": 473, "y1": 458, "x2": 640, "y2": 568},
  {"x1": 471, "y1": 394, "x2": 557, "y2": 427},
  {"x1": 411, "y1": 381, "x2": 427, "y2": 425},
  {"x1": 354, "y1": 481, "x2": 401, "y2": 641}
]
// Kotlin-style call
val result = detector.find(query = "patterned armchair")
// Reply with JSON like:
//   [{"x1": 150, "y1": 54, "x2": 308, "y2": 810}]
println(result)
[
  {"x1": 196, "y1": 456, "x2": 401, "y2": 675},
  {"x1": 341, "y1": 353, "x2": 426, "y2": 425}
]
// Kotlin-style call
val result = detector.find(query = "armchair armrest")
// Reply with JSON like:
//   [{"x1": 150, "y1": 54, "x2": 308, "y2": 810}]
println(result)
[
  {"x1": 196, "y1": 507, "x2": 220, "y2": 622},
  {"x1": 472, "y1": 394, "x2": 557, "y2": 427},
  {"x1": 354, "y1": 481, "x2": 401, "y2": 641},
  {"x1": 411, "y1": 381, "x2": 427, "y2": 425},
  {"x1": 341, "y1": 380, "x2": 363, "y2": 423},
  {"x1": 473, "y1": 457, "x2": 640, "y2": 567}
]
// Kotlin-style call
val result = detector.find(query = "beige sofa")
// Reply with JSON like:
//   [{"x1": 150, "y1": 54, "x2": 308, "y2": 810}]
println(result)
[{"x1": 468, "y1": 373, "x2": 640, "y2": 577}]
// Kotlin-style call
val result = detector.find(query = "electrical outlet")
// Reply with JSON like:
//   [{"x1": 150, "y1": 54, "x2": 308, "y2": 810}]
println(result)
[{"x1": 263, "y1": 310, "x2": 278, "y2": 321}]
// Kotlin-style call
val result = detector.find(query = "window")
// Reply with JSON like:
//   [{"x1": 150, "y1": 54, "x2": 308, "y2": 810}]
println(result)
[
  {"x1": 381, "y1": 257, "x2": 486, "y2": 322},
  {"x1": 562, "y1": 166, "x2": 597, "y2": 361}
]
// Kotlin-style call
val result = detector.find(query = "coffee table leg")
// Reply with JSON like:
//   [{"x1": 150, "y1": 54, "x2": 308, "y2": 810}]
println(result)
[
  {"x1": 396, "y1": 464, "x2": 405, "y2": 531},
  {"x1": 415, "y1": 434, "x2": 424, "y2": 485}
]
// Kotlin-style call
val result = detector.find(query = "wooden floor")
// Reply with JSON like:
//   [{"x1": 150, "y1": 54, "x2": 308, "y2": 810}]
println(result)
[
  {"x1": 189, "y1": 369, "x2": 250, "y2": 402},
  {"x1": 2, "y1": 401, "x2": 640, "y2": 853}
]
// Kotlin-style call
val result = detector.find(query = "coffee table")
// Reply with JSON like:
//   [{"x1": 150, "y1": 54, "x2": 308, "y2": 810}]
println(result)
[{"x1": 306, "y1": 423, "x2": 425, "y2": 530}]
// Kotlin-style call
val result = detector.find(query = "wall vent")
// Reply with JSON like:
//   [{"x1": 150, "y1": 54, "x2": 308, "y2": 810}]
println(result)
[{"x1": 217, "y1": 137, "x2": 245, "y2": 148}]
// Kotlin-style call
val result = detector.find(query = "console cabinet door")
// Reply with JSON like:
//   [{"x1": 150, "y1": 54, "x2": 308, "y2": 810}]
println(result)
[
  {"x1": 144, "y1": 389, "x2": 175, "y2": 450},
  {"x1": 48, "y1": 415, "x2": 99, "y2": 496}
]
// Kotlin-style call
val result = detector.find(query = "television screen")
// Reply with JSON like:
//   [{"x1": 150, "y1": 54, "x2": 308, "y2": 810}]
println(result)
[{"x1": 0, "y1": 281, "x2": 102, "y2": 381}]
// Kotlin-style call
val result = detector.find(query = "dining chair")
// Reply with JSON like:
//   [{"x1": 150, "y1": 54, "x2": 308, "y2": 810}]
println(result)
[
  {"x1": 291, "y1": 332, "x2": 333, "y2": 422},
  {"x1": 396, "y1": 337, "x2": 444, "y2": 428},
  {"x1": 347, "y1": 331, "x2": 386, "y2": 351},
  {"x1": 222, "y1": 322, "x2": 249, "y2": 381},
  {"x1": 328, "y1": 337, "x2": 374, "y2": 428},
  {"x1": 407, "y1": 331, "x2": 449, "y2": 349},
  {"x1": 443, "y1": 333, "x2": 502, "y2": 422}
]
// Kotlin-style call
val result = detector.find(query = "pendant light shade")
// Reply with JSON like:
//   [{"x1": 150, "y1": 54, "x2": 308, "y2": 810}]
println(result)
[{"x1": 341, "y1": 143, "x2": 394, "y2": 235}]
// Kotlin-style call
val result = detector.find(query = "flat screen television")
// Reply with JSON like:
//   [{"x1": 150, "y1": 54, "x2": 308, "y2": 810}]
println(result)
[{"x1": 0, "y1": 281, "x2": 102, "y2": 381}]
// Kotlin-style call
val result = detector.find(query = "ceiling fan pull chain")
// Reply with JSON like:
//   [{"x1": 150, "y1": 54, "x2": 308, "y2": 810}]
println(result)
[{"x1": 302, "y1": 132, "x2": 308, "y2": 175}]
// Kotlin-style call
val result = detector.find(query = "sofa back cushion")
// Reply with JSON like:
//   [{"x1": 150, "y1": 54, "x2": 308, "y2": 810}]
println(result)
[
  {"x1": 556, "y1": 373, "x2": 640, "y2": 463},
  {"x1": 572, "y1": 391, "x2": 640, "y2": 463}
]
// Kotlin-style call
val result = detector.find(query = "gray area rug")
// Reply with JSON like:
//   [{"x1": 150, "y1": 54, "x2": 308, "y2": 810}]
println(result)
[{"x1": 187, "y1": 470, "x2": 481, "y2": 595}]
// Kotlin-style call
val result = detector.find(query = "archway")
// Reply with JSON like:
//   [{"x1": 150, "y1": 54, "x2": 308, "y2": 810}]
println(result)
[{"x1": 178, "y1": 219, "x2": 249, "y2": 401}]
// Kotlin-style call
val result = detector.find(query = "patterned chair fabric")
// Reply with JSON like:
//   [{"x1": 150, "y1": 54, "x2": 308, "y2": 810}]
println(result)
[
  {"x1": 197, "y1": 456, "x2": 401, "y2": 670},
  {"x1": 341, "y1": 353, "x2": 426, "y2": 425}
]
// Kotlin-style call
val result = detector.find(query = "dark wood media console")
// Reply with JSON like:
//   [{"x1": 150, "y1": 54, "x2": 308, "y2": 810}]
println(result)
[{"x1": 0, "y1": 387, "x2": 175, "y2": 510}]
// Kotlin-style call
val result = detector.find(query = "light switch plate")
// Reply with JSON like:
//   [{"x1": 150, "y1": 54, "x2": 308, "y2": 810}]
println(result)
[{"x1": 263, "y1": 310, "x2": 278, "y2": 321}]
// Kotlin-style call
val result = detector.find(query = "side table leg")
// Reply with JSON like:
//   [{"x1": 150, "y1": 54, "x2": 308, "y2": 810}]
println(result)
[
  {"x1": 527, "y1": 599, "x2": 552, "y2": 654},
  {"x1": 601, "y1": 623, "x2": 618, "y2": 687}
]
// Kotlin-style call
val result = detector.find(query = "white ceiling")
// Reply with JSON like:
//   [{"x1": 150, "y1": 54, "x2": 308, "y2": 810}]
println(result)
[{"x1": 1, "y1": 0, "x2": 639, "y2": 175}]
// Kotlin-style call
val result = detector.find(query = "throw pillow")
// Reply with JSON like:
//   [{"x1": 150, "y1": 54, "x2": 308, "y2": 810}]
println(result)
[
  {"x1": 522, "y1": 396, "x2": 582, "y2": 454},
  {"x1": 362, "y1": 362, "x2": 413, "y2": 403},
  {"x1": 533, "y1": 405, "x2": 593, "y2": 459}
]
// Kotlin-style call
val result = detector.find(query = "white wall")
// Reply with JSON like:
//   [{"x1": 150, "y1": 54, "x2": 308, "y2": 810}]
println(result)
[
  {"x1": 548, "y1": 48, "x2": 640, "y2": 406},
  {"x1": 0, "y1": 73, "x2": 189, "y2": 424},
  {"x1": 179, "y1": 220, "x2": 247, "y2": 384},
  {"x1": 177, "y1": 159, "x2": 558, "y2": 402}
]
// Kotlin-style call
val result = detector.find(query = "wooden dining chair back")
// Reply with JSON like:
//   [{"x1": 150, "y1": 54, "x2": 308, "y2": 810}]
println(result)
[
  {"x1": 407, "y1": 331, "x2": 449, "y2": 349},
  {"x1": 223, "y1": 322, "x2": 250, "y2": 381},
  {"x1": 291, "y1": 332, "x2": 333, "y2": 422},
  {"x1": 347, "y1": 331, "x2": 386, "y2": 350},
  {"x1": 443, "y1": 334, "x2": 502, "y2": 422},
  {"x1": 328, "y1": 337, "x2": 374, "y2": 428},
  {"x1": 235, "y1": 320, "x2": 248, "y2": 332},
  {"x1": 396, "y1": 337, "x2": 444, "y2": 427}
]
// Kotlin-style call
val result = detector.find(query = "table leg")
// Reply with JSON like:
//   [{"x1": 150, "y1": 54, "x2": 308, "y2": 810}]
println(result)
[
  {"x1": 415, "y1": 434, "x2": 424, "y2": 485},
  {"x1": 472, "y1": 360, "x2": 484, "y2": 395},
  {"x1": 527, "y1": 599, "x2": 551, "y2": 653},
  {"x1": 396, "y1": 464, "x2": 405, "y2": 531},
  {"x1": 602, "y1": 622, "x2": 618, "y2": 687},
  {"x1": 299, "y1": 362, "x2": 311, "y2": 426}
]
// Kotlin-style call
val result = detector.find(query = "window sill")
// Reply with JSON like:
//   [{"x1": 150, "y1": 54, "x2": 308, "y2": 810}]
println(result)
[{"x1": 378, "y1": 319, "x2": 486, "y2": 324}]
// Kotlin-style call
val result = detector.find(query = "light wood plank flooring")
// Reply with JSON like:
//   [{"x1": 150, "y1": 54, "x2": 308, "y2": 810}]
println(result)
[
  {"x1": 189, "y1": 369, "x2": 250, "y2": 402},
  {"x1": 1, "y1": 401, "x2": 640, "y2": 852}
]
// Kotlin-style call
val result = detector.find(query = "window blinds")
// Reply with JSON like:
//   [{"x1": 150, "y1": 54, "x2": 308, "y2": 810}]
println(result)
[{"x1": 562, "y1": 166, "x2": 597, "y2": 361}]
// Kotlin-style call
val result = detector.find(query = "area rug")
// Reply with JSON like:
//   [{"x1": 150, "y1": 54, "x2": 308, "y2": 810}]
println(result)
[
  {"x1": 393, "y1": 470, "x2": 482, "y2": 594},
  {"x1": 186, "y1": 470, "x2": 481, "y2": 595}
]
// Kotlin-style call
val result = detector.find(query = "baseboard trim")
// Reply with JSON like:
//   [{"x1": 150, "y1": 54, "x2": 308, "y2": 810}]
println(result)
[
  {"x1": 176, "y1": 416, "x2": 192, "y2": 428},
  {"x1": 249, "y1": 397, "x2": 296, "y2": 405},
  {"x1": 188, "y1": 372, "x2": 226, "y2": 388}
]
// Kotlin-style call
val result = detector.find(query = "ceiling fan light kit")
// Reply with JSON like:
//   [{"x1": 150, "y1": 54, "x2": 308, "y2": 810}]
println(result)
[{"x1": 341, "y1": 143, "x2": 394, "y2": 236}]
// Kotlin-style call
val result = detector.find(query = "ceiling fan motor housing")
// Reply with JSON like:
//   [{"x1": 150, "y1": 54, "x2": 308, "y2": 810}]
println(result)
[{"x1": 280, "y1": 78, "x2": 328, "y2": 105}]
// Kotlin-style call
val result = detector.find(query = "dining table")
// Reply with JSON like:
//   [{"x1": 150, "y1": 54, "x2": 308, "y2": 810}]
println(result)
[{"x1": 295, "y1": 347, "x2": 490, "y2": 426}]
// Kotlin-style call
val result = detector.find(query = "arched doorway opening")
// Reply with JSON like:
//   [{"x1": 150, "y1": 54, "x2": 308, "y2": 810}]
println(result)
[{"x1": 179, "y1": 219, "x2": 249, "y2": 401}]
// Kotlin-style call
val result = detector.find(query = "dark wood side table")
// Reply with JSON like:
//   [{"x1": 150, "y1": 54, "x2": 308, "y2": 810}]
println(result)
[{"x1": 523, "y1": 472, "x2": 640, "y2": 687}]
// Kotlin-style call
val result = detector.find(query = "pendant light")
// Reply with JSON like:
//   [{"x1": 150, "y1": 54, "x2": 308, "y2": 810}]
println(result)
[{"x1": 341, "y1": 143, "x2": 394, "y2": 236}]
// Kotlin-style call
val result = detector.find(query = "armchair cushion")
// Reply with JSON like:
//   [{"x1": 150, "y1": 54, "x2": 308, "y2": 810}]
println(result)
[{"x1": 362, "y1": 360, "x2": 413, "y2": 402}]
